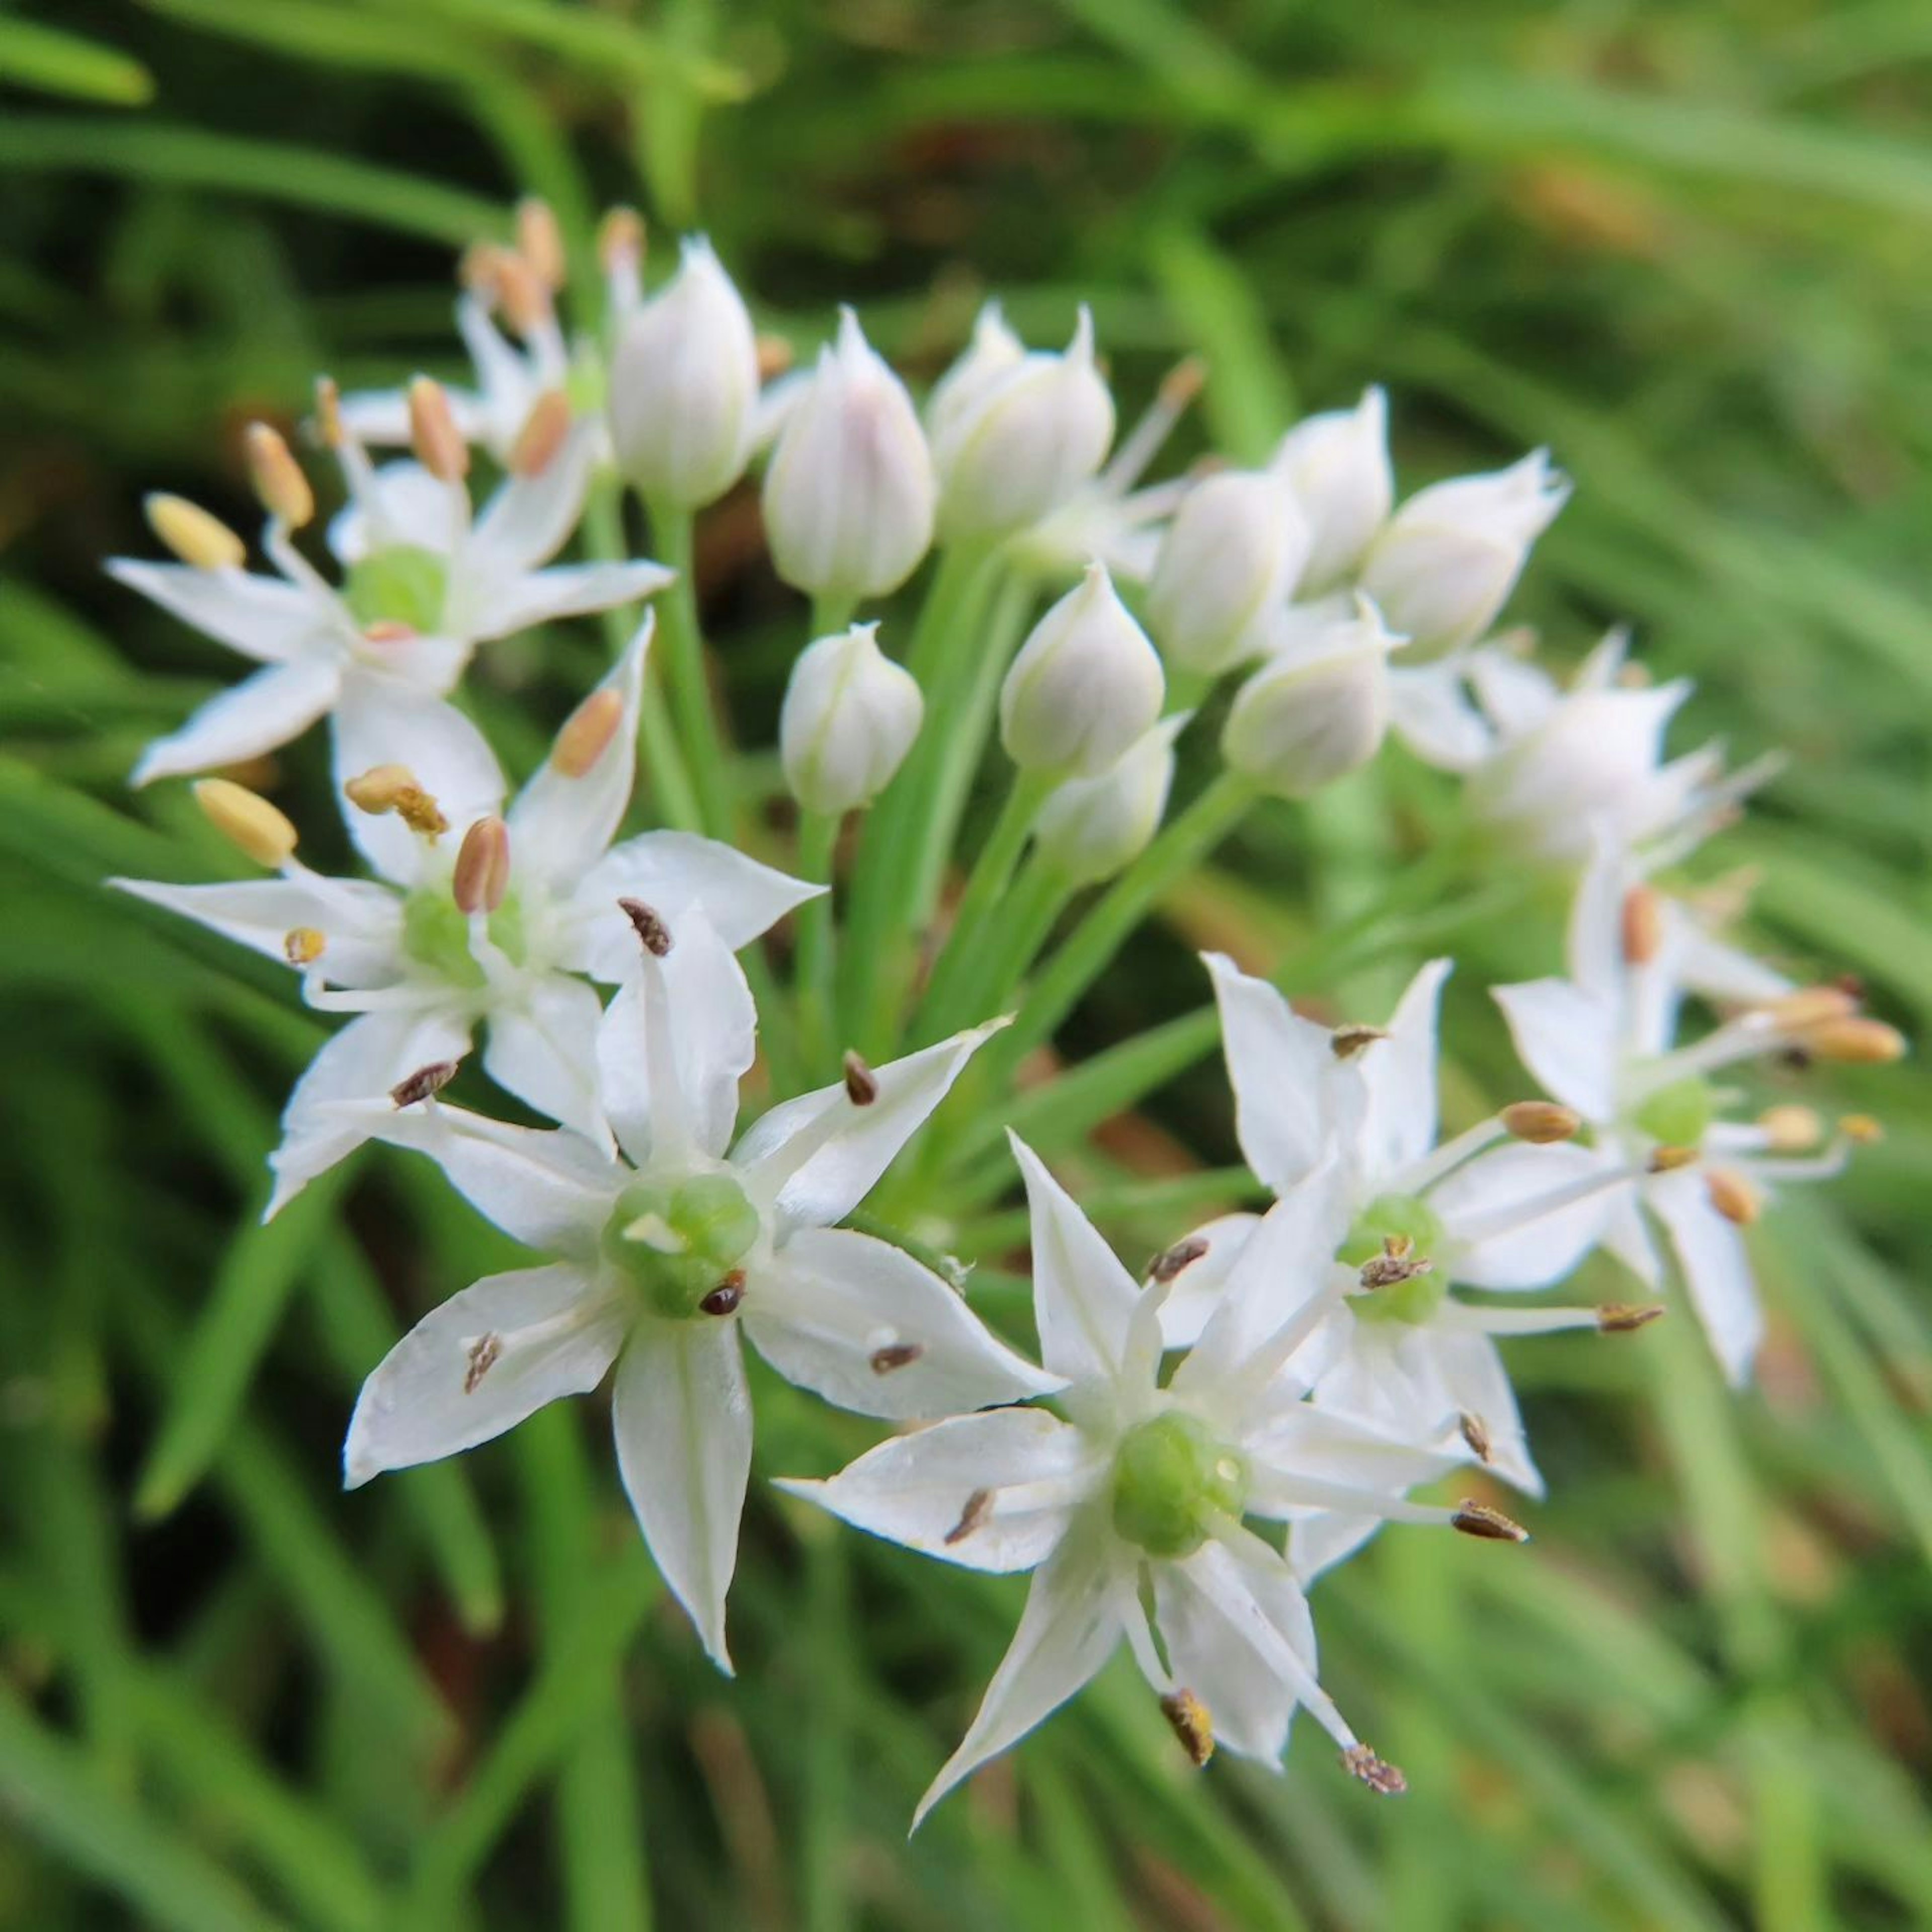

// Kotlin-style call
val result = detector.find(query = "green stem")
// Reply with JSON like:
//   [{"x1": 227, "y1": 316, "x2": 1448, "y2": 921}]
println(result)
[
  {"x1": 647, "y1": 501, "x2": 735, "y2": 838},
  {"x1": 793, "y1": 808, "x2": 842, "y2": 1077},
  {"x1": 962, "y1": 850, "x2": 1073, "y2": 1024},
  {"x1": 808, "y1": 592, "x2": 857, "y2": 638}
]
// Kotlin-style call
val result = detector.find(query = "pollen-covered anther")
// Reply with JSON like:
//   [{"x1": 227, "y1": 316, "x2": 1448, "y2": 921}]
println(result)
[
  {"x1": 1757, "y1": 1103, "x2": 1822, "y2": 1153},
  {"x1": 1598, "y1": 1303, "x2": 1666, "y2": 1333},
  {"x1": 1764, "y1": 985, "x2": 1861, "y2": 1032},
  {"x1": 1647, "y1": 1144, "x2": 1700, "y2": 1174},
  {"x1": 943, "y1": 1487, "x2": 994, "y2": 1546},
  {"x1": 1704, "y1": 1166, "x2": 1761, "y2": 1227},
  {"x1": 391, "y1": 1060, "x2": 460, "y2": 1108},
  {"x1": 313, "y1": 375, "x2": 345, "y2": 449},
  {"x1": 869, "y1": 1342, "x2": 923, "y2": 1374},
  {"x1": 550, "y1": 687, "x2": 624, "y2": 778},
  {"x1": 1501, "y1": 1100, "x2": 1582, "y2": 1144},
  {"x1": 283, "y1": 926, "x2": 326, "y2": 967},
  {"x1": 463, "y1": 1332, "x2": 502, "y2": 1394},
  {"x1": 755, "y1": 333, "x2": 795, "y2": 380},
  {"x1": 1160, "y1": 1689, "x2": 1215, "y2": 1767},
  {"x1": 618, "y1": 897, "x2": 673, "y2": 956},
  {"x1": 699, "y1": 1271, "x2": 746, "y2": 1317},
  {"x1": 344, "y1": 764, "x2": 447, "y2": 839},
  {"x1": 1148, "y1": 1235, "x2": 1210, "y2": 1284},
  {"x1": 491, "y1": 248, "x2": 552, "y2": 338},
  {"x1": 1801, "y1": 1016, "x2": 1907, "y2": 1066},
  {"x1": 1330, "y1": 1023, "x2": 1389, "y2": 1060},
  {"x1": 451, "y1": 816, "x2": 511, "y2": 915},
  {"x1": 1359, "y1": 1238, "x2": 1431, "y2": 1292},
  {"x1": 244, "y1": 422, "x2": 314, "y2": 528},
  {"x1": 596, "y1": 206, "x2": 645, "y2": 279},
  {"x1": 509, "y1": 390, "x2": 572, "y2": 478},
  {"x1": 1342, "y1": 1744, "x2": 1408, "y2": 1796},
  {"x1": 1459, "y1": 1411, "x2": 1494, "y2": 1463},
  {"x1": 145, "y1": 493, "x2": 246, "y2": 572},
  {"x1": 1452, "y1": 1499, "x2": 1530, "y2": 1543},
  {"x1": 842, "y1": 1050, "x2": 879, "y2": 1107},
  {"x1": 193, "y1": 778, "x2": 296, "y2": 867},
  {"x1": 1839, "y1": 1112, "x2": 1884, "y2": 1146},
  {"x1": 1620, "y1": 882, "x2": 1663, "y2": 965},
  {"x1": 1159, "y1": 354, "x2": 1209, "y2": 412},
  {"x1": 515, "y1": 196, "x2": 566, "y2": 289},
  {"x1": 408, "y1": 376, "x2": 469, "y2": 484}
]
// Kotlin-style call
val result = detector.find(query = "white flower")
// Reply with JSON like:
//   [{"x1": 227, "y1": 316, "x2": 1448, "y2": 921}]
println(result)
[
  {"x1": 341, "y1": 956, "x2": 1054, "y2": 1670},
  {"x1": 782, "y1": 1138, "x2": 1489, "y2": 1823},
  {"x1": 1032, "y1": 713, "x2": 1187, "y2": 888},
  {"x1": 114, "y1": 623, "x2": 819, "y2": 1215},
  {"x1": 1360, "y1": 450, "x2": 1568, "y2": 653},
  {"x1": 1146, "y1": 469, "x2": 1311, "y2": 677},
  {"x1": 607, "y1": 236, "x2": 761, "y2": 510},
  {"x1": 115, "y1": 394, "x2": 669, "y2": 785},
  {"x1": 929, "y1": 306, "x2": 1115, "y2": 540},
  {"x1": 779, "y1": 622, "x2": 924, "y2": 816},
  {"x1": 1269, "y1": 388, "x2": 1393, "y2": 594},
  {"x1": 762, "y1": 309, "x2": 936, "y2": 601},
  {"x1": 999, "y1": 561, "x2": 1165, "y2": 777}
]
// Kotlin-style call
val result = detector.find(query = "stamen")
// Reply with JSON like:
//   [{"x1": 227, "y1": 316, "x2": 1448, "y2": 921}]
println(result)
[
  {"x1": 509, "y1": 390, "x2": 572, "y2": 478},
  {"x1": 1450, "y1": 1157, "x2": 1646, "y2": 1246},
  {"x1": 515, "y1": 196, "x2": 567, "y2": 290},
  {"x1": 1452, "y1": 1500, "x2": 1530, "y2": 1543},
  {"x1": 1160, "y1": 1690, "x2": 1215, "y2": 1768},
  {"x1": 699, "y1": 1272, "x2": 745, "y2": 1317},
  {"x1": 451, "y1": 816, "x2": 511, "y2": 915},
  {"x1": 244, "y1": 423, "x2": 314, "y2": 529},
  {"x1": 618, "y1": 897, "x2": 674, "y2": 957},
  {"x1": 1621, "y1": 883, "x2": 1663, "y2": 965},
  {"x1": 842, "y1": 1050, "x2": 879, "y2": 1107},
  {"x1": 463, "y1": 1332, "x2": 502, "y2": 1393},
  {"x1": 283, "y1": 926, "x2": 326, "y2": 967},
  {"x1": 1757, "y1": 1104, "x2": 1822, "y2": 1153},
  {"x1": 491, "y1": 249, "x2": 552, "y2": 338},
  {"x1": 597, "y1": 207, "x2": 645, "y2": 283},
  {"x1": 1598, "y1": 1303, "x2": 1666, "y2": 1333},
  {"x1": 313, "y1": 376, "x2": 345, "y2": 449},
  {"x1": 1763, "y1": 986, "x2": 1860, "y2": 1032},
  {"x1": 145, "y1": 494, "x2": 245, "y2": 571},
  {"x1": 193, "y1": 778, "x2": 296, "y2": 867},
  {"x1": 1099, "y1": 354, "x2": 1202, "y2": 492},
  {"x1": 943, "y1": 1488, "x2": 994, "y2": 1545},
  {"x1": 1342, "y1": 1744, "x2": 1408, "y2": 1796},
  {"x1": 362, "y1": 620, "x2": 419, "y2": 647},
  {"x1": 1648, "y1": 1145, "x2": 1699, "y2": 1173},
  {"x1": 1459, "y1": 1412, "x2": 1494, "y2": 1463},
  {"x1": 1359, "y1": 1239, "x2": 1432, "y2": 1292},
  {"x1": 1500, "y1": 1100, "x2": 1581, "y2": 1145},
  {"x1": 408, "y1": 376, "x2": 469, "y2": 484},
  {"x1": 1330, "y1": 1023, "x2": 1388, "y2": 1060},
  {"x1": 391, "y1": 1060, "x2": 460, "y2": 1108},
  {"x1": 1801, "y1": 1017, "x2": 1907, "y2": 1065},
  {"x1": 344, "y1": 765, "x2": 448, "y2": 840},
  {"x1": 1147, "y1": 1234, "x2": 1209, "y2": 1284},
  {"x1": 1840, "y1": 1113, "x2": 1884, "y2": 1145},
  {"x1": 1704, "y1": 1166, "x2": 1761, "y2": 1227},
  {"x1": 755, "y1": 334, "x2": 795, "y2": 380},
  {"x1": 550, "y1": 687, "x2": 625, "y2": 778},
  {"x1": 869, "y1": 1342, "x2": 923, "y2": 1373}
]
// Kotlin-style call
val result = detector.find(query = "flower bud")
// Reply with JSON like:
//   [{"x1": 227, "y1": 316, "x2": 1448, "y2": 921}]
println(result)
[
  {"x1": 607, "y1": 236, "x2": 760, "y2": 510},
  {"x1": 762, "y1": 309, "x2": 936, "y2": 601},
  {"x1": 1361, "y1": 450, "x2": 1568, "y2": 651},
  {"x1": 1033, "y1": 713, "x2": 1186, "y2": 886},
  {"x1": 1269, "y1": 388, "x2": 1392, "y2": 592},
  {"x1": 1146, "y1": 469, "x2": 1309, "y2": 675},
  {"x1": 1220, "y1": 598, "x2": 1399, "y2": 798},
  {"x1": 999, "y1": 561, "x2": 1165, "y2": 777},
  {"x1": 931, "y1": 307, "x2": 1115, "y2": 540},
  {"x1": 779, "y1": 622, "x2": 924, "y2": 815},
  {"x1": 924, "y1": 302, "x2": 1024, "y2": 449}
]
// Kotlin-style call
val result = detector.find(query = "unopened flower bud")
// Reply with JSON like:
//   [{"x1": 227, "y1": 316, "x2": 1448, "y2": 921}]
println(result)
[
  {"x1": 194, "y1": 778, "x2": 296, "y2": 867},
  {"x1": 1220, "y1": 598, "x2": 1399, "y2": 798},
  {"x1": 924, "y1": 302, "x2": 1024, "y2": 450},
  {"x1": 762, "y1": 309, "x2": 936, "y2": 601},
  {"x1": 1500, "y1": 1100, "x2": 1581, "y2": 1144},
  {"x1": 780, "y1": 623, "x2": 923, "y2": 816},
  {"x1": 1146, "y1": 469, "x2": 1311, "y2": 675},
  {"x1": 451, "y1": 816, "x2": 511, "y2": 914},
  {"x1": 608, "y1": 236, "x2": 760, "y2": 510},
  {"x1": 1361, "y1": 450, "x2": 1568, "y2": 651},
  {"x1": 931, "y1": 306, "x2": 1115, "y2": 539},
  {"x1": 1032, "y1": 713, "x2": 1185, "y2": 886},
  {"x1": 999, "y1": 562, "x2": 1165, "y2": 777},
  {"x1": 145, "y1": 494, "x2": 245, "y2": 572},
  {"x1": 1270, "y1": 387, "x2": 1392, "y2": 591},
  {"x1": 244, "y1": 424, "x2": 313, "y2": 529}
]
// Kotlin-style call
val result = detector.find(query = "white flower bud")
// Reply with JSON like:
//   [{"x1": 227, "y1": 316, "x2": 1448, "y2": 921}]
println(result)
[
  {"x1": 925, "y1": 302, "x2": 1025, "y2": 450},
  {"x1": 780, "y1": 622, "x2": 923, "y2": 815},
  {"x1": 1221, "y1": 598, "x2": 1401, "y2": 797},
  {"x1": 1033, "y1": 713, "x2": 1186, "y2": 886},
  {"x1": 1270, "y1": 387, "x2": 1392, "y2": 592},
  {"x1": 762, "y1": 309, "x2": 936, "y2": 601},
  {"x1": 931, "y1": 307, "x2": 1115, "y2": 540},
  {"x1": 1146, "y1": 469, "x2": 1310, "y2": 675},
  {"x1": 999, "y1": 562, "x2": 1166, "y2": 777},
  {"x1": 1360, "y1": 450, "x2": 1568, "y2": 652},
  {"x1": 607, "y1": 236, "x2": 761, "y2": 510}
]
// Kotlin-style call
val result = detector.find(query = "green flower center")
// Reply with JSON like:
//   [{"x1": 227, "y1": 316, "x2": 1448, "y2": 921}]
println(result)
[
  {"x1": 601, "y1": 1174, "x2": 763, "y2": 1322},
  {"x1": 1632, "y1": 1075, "x2": 1715, "y2": 1150},
  {"x1": 1339, "y1": 1191, "x2": 1448, "y2": 1325},
  {"x1": 401, "y1": 888, "x2": 527, "y2": 989},
  {"x1": 344, "y1": 544, "x2": 449, "y2": 633},
  {"x1": 1110, "y1": 1411, "x2": 1249, "y2": 1560}
]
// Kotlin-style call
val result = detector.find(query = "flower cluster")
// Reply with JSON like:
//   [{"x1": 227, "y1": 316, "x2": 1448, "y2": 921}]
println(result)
[{"x1": 115, "y1": 201, "x2": 1903, "y2": 1822}]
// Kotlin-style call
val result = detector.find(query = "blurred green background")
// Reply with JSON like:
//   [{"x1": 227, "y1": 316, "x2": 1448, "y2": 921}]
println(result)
[{"x1": 4, "y1": 2, "x2": 1931, "y2": 1927}]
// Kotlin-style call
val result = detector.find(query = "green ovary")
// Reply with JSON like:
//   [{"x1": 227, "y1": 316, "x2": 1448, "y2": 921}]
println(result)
[
  {"x1": 401, "y1": 889, "x2": 527, "y2": 988},
  {"x1": 344, "y1": 544, "x2": 449, "y2": 633},
  {"x1": 602, "y1": 1174, "x2": 762, "y2": 1321},
  {"x1": 1632, "y1": 1075, "x2": 1715, "y2": 1150},
  {"x1": 1110, "y1": 1411, "x2": 1249, "y2": 1560},
  {"x1": 1339, "y1": 1191, "x2": 1449, "y2": 1326}
]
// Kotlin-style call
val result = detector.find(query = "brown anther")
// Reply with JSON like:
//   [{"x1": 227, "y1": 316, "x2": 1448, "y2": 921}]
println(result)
[
  {"x1": 1342, "y1": 1744, "x2": 1408, "y2": 1796},
  {"x1": 842, "y1": 1050, "x2": 879, "y2": 1107},
  {"x1": 755, "y1": 333, "x2": 795, "y2": 380},
  {"x1": 1757, "y1": 1104, "x2": 1822, "y2": 1154},
  {"x1": 509, "y1": 390, "x2": 573, "y2": 478},
  {"x1": 1148, "y1": 1235, "x2": 1210, "y2": 1284},
  {"x1": 1704, "y1": 1166, "x2": 1761, "y2": 1227},
  {"x1": 452, "y1": 816, "x2": 511, "y2": 915},
  {"x1": 283, "y1": 926, "x2": 326, "y2": 967},
  {"x1": 700, "y1": 1271, "x2": 746, "y2": 1317},
  {"x1": 1459, "y1": 1412, "x2": 1494, "y2": 1463},
  {"x1": 1801, "y1": 1017, "x2": 1907, "y2": 1066},
  {"x1": 1452, "y1": 1499, "x2": 1530, "y2": 1543},
  {"x1": 1160, "y1": 1689, "x2": 1215, "y2": 1767},
  {"x1": 550, "y1": 687, "x2": 625, "y2": 778},
  {"x1": 1598, "y1": 1303, "x2": 1667, "y2": 1333},
  {"x1": 408, "y1": 376, "x2": 469, "y2": 484},
  {"x1": 1647, "y1": 1144, "x2": 1700, "y2": 1174},
  {"x1": 1620, "y1": 883, "x2": 1663, "y2": 965},
  {"x1": 145, "y1": 494, "x2": 246, "y2": 571},
  {"x1": 313, "y1": 376, "x2": 345, "y2": 449},
  {"x1": 361, "y1": 619, "x2": 420, "y2": 646},
  {"x1": 1501, "y1": 1100, "x2": 1582, "y2": 1145},
  {"x1": 492, "y1": 249, "x2": 551, "y2": 337},
  {"x1": 943, "y1": 1488, "x2": 994, "y2": 1546},
  {"x1": 463, "y1": 1332, "x2": 502, "y2": 1394},
  {"x1": 1359, "y1": 1239, "x2": 1431, "y2": 1292},
  {"x1": 619, "y1": 898, "x2": 673, "y2": 956},
  {"x1": 869, "y1": 1342, "x2": 924, "y2": 1374},
  {"x1": 244, "y1": 422, "x2": 314, "y2": 528},
  {"x1": 1839, "y1": 1112, "x2": 1884, "y2": 1146},
  {"x1": 1158, "y1": 355, "x2": 1209, "y2": 410},
  {"x1": 194, "y1": 778, "x2": 296, "y2": 867},
  {"x1": 515, "y1": 196, "x2": 567, "y2": 289},
  {"x1": 391, "y1": 1060, "x2": 460, "y2": 1108},
  {"x1": 596, "y1": 206, "x2": 645, "y2": 278},
  {"x1": 1765, "y1": 985, "x2": 1861, "y2": 1031},
  {"x1": 1330, "y1": 1024, "x2": 1388, "y2": 1060}
]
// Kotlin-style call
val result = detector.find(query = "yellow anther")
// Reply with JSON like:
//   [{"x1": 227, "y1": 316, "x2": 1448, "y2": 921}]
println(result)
[
  {"x1": 244, "y1": 423, "x2": 314, "y2": 528},
  {"x1": 755, "y1": 333, "x2": 795, "y2": 381},
  {"x1": 1159, "y1": 1689, "x2": 1215, "y2": 1767},
  {"x1": 1621, "y1": 883, "x2": 1663, "y2": 966},
  {"x1": 344, "y1": 764, "x2": 448, "y2": 840},
  {"x1": 283, "y1": 926, "x2": 326, "y2": 967},
  {"x1": 1501, "y1": 1100, "x2": 1581, "y2": 1145},
  {"x1": 1704, "y1": 1166, "x2": 1761, "y2": 1228},
  {"x1": 596, "y1": 206, "x2": 646, "y2": 279},
  {"x1": 1802, "y1": 1017, "x2": 1907, "y2": 1066},
  {"x1": 1764, "y1": 985, "x2": 1860, "y2": 1031},
  {"x1": 408, "y1": 377, "x2": 469, "y2": 484},
  {"x1": 313, "y1": 376, "x2": 345, "y2": 450},
  {"x1": 515, "y1": 197, "x2": 567, "y2": 290},
  {"x1": 145, "y1": 494, "x2": 246, "y2": 572},
  {"x1": 1757, "y1": 1104, "x2": 1822, "y2": 1153},
  {"x1": 1647, "y1": 1144, "x2": 1700, "y2": 1173},
  {"x1": 1839, "y1": 1113, "x2": 1884, "y2": 1145},
  {"x1": 551, "y1": 686, "x2": 625, "y2": 778},
  {"x1": 194, "y1": 778, "x2": 296, "y2": 867},
  {"x1": 509, "y1": 390, "x2": 573, "y2": 479}
]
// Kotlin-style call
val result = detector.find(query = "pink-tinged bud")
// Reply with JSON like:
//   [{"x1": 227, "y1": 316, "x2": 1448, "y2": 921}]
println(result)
[
  {"x1": 1147, "y1": 469, "x2": 1310, "y2": 675},
  {"x1": 1270, "y1": 387, "x2": 1392, "y2": 591},
  {"x1": 451, "y1": 816, "x2": 511, "y2": 913},
  {"x1": 780, "y1": 622, "x2": 923, "y2": 815}
]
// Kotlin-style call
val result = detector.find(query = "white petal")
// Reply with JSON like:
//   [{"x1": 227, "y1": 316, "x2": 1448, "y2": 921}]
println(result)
[
  {"x1": 1356, "y1": 958, "x2": 1452, "y2": 1181},
  {"x1": 913, "y1": 1530, "x2": 1124, "y2": 1829},
  {"x1": 468, "y1": 561, "x2": 674, "y2": 642},
  {"x1": 1426, "y1": 1328, "x2": 1541, "y2": 1494},
  {"x1": 507, "y1": 622, "x2": 648, "y2": 889},
  {"x1": 612, "y1": 1320, "x2": 752, "y2": 1673},
  {"x1": 482, "y1": 973, "x2": 610, "y2": 1142},
  {"x1": 1646, "y1": 1168, "x2": 1763, "y2": 1386},
  {"x1": 133, "y1": 657, "x2": 343, "y2": 785},
  {"x1": 467, "y1": 428, "x2": 597, "y2": 578},
  {"x1": 1565, "y1": 842, "x2": 1629, "y2": 1006},
  {"x1": 330, "y1": 461, "x2": 462, "y2": 564},
  {"x1": 1469, "y1": 648, "x2": 1559, "y2": 736},
  {"x1": 345, "y1": 634, "x2": 470, "y2": 700},
  {"x1": 1385, "y1": 661, "x2": 1493, "y2": 771},
  {"x1": 343, "y1": 1262, "x2": 621, "y2": 1485},
  {"x1": 1244, "y1": 1400, "x2": 1465, "y2": 1514},
  {"x1": 1288, "y1": 1512, "x2": 1382, "y2": 1584},
  {"x1": 1155, "y1": 1212, "x2": 1263, "y2": 1349},
  {"x1": 111, "y1": 874, "x2": 405, "y2": 990},
  {"x1": 742, "y1": 1226, "x2": 1062, "y2": 1420},
  {"x1": 108, "y1": 559, "x2": 323, "y2": 664},
  {"x1": 1603, "y1": 1186, "x2": 1665, "y2": 1290},
  {"x1": 1663, "y1": 907, "x2": 1790, "y2": 1006},
  {"x1": 733, "y1": 1022, "x2": 1001, "y2": 1234},
  {"x1": 1203, "y1": 951, "x2": 1362, "y2": 1194},
  {"x1": 1433, "y1": 1142, "x2": 1617, "y2": 1291},
  {"x1": 775, "y1": 1406, "x2": 1093, "y2": 1574},
  {"x1": 1491, "y1": 978, "x2": 1621, "y2": 1122}
]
